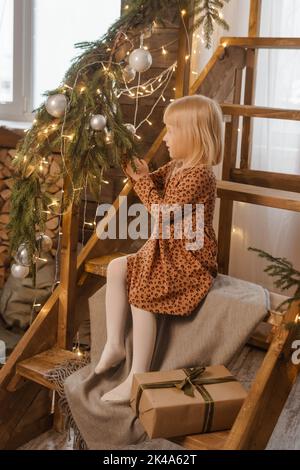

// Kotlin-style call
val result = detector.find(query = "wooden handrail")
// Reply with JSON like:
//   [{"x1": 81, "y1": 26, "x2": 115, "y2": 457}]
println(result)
[
  {"x1": 224, "y1": 300, "x2": 300, "y2": 450},
  {"x1": 221, "y1": 103, "x2": 300, "y2": 121},
  {"x1": 221, "y1": 37, "x2": 300, "y2": 49}
]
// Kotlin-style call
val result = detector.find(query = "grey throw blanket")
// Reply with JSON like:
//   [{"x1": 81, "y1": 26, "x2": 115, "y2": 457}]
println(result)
[
  {"x1": 62, "y1": 273, "x2": 269, "y2": 450},
  {"x1": 0, "y1": 253, "x2": 55, "y2": 330}
]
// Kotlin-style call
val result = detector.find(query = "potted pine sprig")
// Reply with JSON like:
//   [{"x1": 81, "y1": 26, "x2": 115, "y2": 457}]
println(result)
[{"x1": 248, "y1": 247, "x2": 300, "y2": 339}]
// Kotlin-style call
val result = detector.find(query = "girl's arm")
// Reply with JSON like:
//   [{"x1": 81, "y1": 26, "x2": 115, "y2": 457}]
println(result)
[
  {"x1": 126, "y1": 161, "x2": 172, "y2": 190},
  {"x1": 147, "y1": 161, "x2": 173, "y2": 190},
  {"x1": 132, "y1": 166, "x2": 216, "y2": 214}
]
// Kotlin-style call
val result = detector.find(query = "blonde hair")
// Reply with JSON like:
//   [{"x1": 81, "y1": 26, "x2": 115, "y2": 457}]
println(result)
[{"x1": 163, "y1": 94, "x2": 224, "y2": 169}]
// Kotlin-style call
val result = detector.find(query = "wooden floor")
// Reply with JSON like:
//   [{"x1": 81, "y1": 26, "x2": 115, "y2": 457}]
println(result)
[{"x1": 18, "y1": 345, "x2": 300, "y2": 450}]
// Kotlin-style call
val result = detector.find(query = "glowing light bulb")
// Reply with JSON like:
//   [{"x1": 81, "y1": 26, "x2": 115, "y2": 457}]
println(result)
[
  {"x1": 162, "y1": 47, "x2": 167, "y2": 55},
  {"x1": 181, "y1": 9, "x2": 187, "y2": 16}
]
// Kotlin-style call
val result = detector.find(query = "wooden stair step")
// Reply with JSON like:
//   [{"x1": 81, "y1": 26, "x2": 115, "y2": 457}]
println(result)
[
  {"x1": 170, "y1": 430, "x2": 230, "y2": 450},
  {"x1": 222, "y1": 37, "x2": 300, "y2": 49},
  {"x1": 220, "y1": 103, "x2": 300, "y2": 121},
  {"x1": 217, "y1": 180, "x2": 300, "y2": 212},
  {"x1": 85, "y1": 252, "x2": 128, "y2": 277},
  {"x1": 16, "y1": 348, "x2": 80, "y2": 390}
]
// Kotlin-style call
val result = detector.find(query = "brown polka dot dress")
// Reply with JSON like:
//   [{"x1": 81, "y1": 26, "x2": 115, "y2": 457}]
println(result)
[{"x1": 126, "y1": 160, "x2": 218, "y2": 316}]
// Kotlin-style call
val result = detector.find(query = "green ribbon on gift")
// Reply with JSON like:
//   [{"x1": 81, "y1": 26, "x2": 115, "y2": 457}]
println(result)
[{"x1": 134, "y1": 366, "x2": 238, "y2": 433}]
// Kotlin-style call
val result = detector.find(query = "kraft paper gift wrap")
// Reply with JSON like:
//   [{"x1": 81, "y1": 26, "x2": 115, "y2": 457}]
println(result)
[{"x1": 130, "y1": 365, "x2": 248, "y2": 439}]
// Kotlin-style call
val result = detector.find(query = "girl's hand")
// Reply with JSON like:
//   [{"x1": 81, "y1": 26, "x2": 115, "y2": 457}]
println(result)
[{"x1": 124, "y1": 157, "x2": 149, "y2": 182}]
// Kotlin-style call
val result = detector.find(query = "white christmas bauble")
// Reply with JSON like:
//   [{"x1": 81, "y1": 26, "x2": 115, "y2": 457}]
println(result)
[
  {"x1": 129, "y1": 48, "x2": 152, "y2": 73},
  {"x1": 36, "y1": 234, "x2": 53, "y2": 253},
  {"x1": 11, "y1": 263, "x2": 29, "y2": 279},
  {"x1": 124, "y1": 123, "x2": 136, "y2": 134},
  {"x1": 45, "y1": 94, "x2": 68, "y2": 118},
  {"x1": 14, "y1": 243, "x2": 31, "y2": 267},
  {"x1": 123, "y1": 65, "x2": 136, "y2": 83},
  {"x1": 90, "y1": 114, "x2": 107, "y2": 131}
]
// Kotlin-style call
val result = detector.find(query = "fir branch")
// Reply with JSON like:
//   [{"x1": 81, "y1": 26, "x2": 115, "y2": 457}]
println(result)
[
  {"x1": 9, "y1": 0, "x2": 230, "y2": 283},
  {"x1": 248, "y1": 246, "x2": 300, "y2": 339}
]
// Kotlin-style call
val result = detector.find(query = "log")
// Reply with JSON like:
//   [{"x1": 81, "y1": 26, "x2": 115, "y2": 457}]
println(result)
[
  {"x1": 7, "y1": 149, "x2": 16, "y2": 159},
  {"x1": 1, "y1": 189, "x2": 11, "y2": 201},
  {"x1": 47, "y1": 184, "x2": 60, "y2": 194},
  {"x1": 2, "y1": 167, "x2": 12, "y2": 178},
  {"x1": 0, "y1": 252, "x2": 9, "y2": 267},
  {"x1": 46, "y1": 217, "x2": 59, "y2": 230},
  {"x1": 49, "y1": 160, "x2": 61, "y2": 177},
  {"x1": 0, "y1": 230, "x2": 9, "y2": 241},
  {"x1": 1, "y1": 200, "x2": 11, "y2": 213},
  {"x1": 4, "y1": 178, "x2": 14, "y2": 189},
  {"x1": 0, "y1": 214, "x2": 9, "y2": 224}
]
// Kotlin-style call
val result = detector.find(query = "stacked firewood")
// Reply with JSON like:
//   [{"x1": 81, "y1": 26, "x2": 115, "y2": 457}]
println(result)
[{"x1": 0, "y1": 148, "x2": 63, "y2": 288}]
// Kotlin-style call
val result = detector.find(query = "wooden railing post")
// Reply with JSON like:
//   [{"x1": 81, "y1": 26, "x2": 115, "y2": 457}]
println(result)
[
  {"x1": 217, "y1": 67, "x2": 243, "y2": 274},
  {"x1": 57, "y1": 179, "x2": 80, "y2": 350},
  {"x1": 240, "y1": 0, "x2": 262, "y2": 169}
]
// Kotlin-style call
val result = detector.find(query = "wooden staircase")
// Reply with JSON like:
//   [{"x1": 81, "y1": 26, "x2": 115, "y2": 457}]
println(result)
[{"x1": 1, "y1": 1, "x2": 300, "y2": 450}]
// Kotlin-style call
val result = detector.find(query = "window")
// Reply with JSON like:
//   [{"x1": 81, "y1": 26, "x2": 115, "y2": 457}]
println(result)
[
  {"x1": 0, "y1": 0, "x2": 121, "y2": 123},
  {"x1": 0, "y1": 0, "x2": 14, "y2": 102}
]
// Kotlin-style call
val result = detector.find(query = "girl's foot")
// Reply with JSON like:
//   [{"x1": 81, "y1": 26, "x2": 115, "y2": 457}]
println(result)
[
  {"x1": 94, "y1": 342, "x2": 126, "y2": 375},
  {"x1": 101, "y1": 375, "x2": 133, "y2": 402}
]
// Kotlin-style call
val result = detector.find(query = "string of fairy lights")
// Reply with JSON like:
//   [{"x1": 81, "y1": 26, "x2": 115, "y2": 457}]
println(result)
[
  {"x1": 13, "y1": 4, "x2": 230, "y2": 343},
  {"x1": 45, "y1": 7, "x2": 218, "y2": 311}
]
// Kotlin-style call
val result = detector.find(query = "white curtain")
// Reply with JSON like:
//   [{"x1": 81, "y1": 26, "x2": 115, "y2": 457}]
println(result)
[{"x1": 191, "y1": 0, "x2": 300, "y2": 296}]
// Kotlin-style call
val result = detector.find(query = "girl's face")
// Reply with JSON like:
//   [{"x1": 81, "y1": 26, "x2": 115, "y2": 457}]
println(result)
[{"x1": 163, "y1": 124, "x2": 185, "y2": 162}]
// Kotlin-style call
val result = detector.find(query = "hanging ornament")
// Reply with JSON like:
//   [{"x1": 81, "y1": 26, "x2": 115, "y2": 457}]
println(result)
[
  {"x1": 90, "y1": 114, "x2": 107, "y2": 131},
  {"x1": 11, "y1": 263, "x2": 30, "y2": 280},
  {"x1": 123, "y1": 64, "x2": 136, "y2": 83},
  {"x1": 36, "y1": 234, "x2": 53, "y2": 253},
  {"x1": 45, "y1": 94, "x2": 68, "y2": 118},
  {"x1": 124, "y1": 123, "x2": 136, "y2": 134},
  {"x1": 129, "y1": 48, "x2": 152, "y2": 73},
  {"x1": 14, "y1": 243, "x2": 31, "y2": 267}
]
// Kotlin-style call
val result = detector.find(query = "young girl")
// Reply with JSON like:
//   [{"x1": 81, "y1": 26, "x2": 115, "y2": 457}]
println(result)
[{"x1": 96, "y1": 94, "x2": 223, "y2": 402}]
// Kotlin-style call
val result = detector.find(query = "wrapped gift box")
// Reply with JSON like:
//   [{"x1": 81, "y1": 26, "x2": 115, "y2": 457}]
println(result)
[{"x1": 130, "y1": 365, "x2": 247, "y2": 439}]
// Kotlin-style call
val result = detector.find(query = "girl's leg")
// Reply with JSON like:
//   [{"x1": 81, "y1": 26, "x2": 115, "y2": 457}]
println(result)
[
  {"x1": 101, "y1": 305, "x2": 157, "y2": 402},
  {"x1": 94, "y1": 256, "x2": 129, "y2": 375}
]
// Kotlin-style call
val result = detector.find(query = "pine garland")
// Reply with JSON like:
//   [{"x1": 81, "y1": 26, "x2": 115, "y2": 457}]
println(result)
[
  {"x1": 8, "y1": 0, "x2": 231, "y2": 278},
  {"x1": 248, "y1": 247, "x2": 300, "y2": 339}
]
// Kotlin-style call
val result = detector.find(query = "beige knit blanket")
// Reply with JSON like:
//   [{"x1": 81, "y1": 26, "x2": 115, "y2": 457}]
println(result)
[{"x1": 62, "y1": 273, "x2": 269, "y2": 450}]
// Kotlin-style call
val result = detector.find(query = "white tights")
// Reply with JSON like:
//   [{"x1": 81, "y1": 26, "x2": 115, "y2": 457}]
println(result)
[{"x1": 95, "y1": 255, "x2": 157, "y2": 401}]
